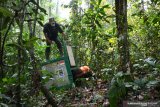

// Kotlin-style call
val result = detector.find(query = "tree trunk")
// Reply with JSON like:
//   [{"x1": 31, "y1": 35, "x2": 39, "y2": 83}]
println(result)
[
  {"x1": 140, "y1": 0, "x2": 145, "y2": 18},
  {"x1": 115, "y1": 0, "x2": 131, "y2": 72},
  {"x1": 56, "y1": 0, "x2": 59, "y2": 15},
  {"x1": 70, "y1": 0, "x2": 79, "y2": 64},
  {"x1": 89, "y1": 0, "x2": 96, "y2": 66},
  {"x1": 27, "y1": 0, "x2": 58, "y2": 106},
  {"x1": 141, "y1": 0, "x2": 145, "y2": 13},
  {"x1": 49, "y1": 0, "x2": 52, "y2": 17},
  {"x1": 0, "y1": 2, "x2": 5, "y2": 79},
  {"x1": 16, "y1": 3, "x2": 26, "y2": 106},
  {"x1": 0, "y1": 16, "x2": 3, "y2": 79}
]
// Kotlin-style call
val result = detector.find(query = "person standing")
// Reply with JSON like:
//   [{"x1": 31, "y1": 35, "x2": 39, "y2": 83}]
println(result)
[{"x1": 43, "y1": 17, "x2": 65, "y2": 60}]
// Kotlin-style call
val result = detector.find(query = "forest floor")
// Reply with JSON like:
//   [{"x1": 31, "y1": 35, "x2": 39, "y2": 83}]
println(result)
[
  {"x1": 58, "y1": 78, "x2": 109, "y2": 107},
  {"x1": 52, "y1": 78, "x2": 160, "y2": 107}
]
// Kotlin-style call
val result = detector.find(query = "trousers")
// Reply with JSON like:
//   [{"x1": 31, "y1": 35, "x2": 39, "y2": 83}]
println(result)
[{"x1": 45, "y1": 38, "x2": 63, "y2": 60}]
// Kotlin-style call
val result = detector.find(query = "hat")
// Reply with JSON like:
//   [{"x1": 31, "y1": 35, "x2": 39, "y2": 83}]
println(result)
[{"x1": 49, "y1": 17, "x2": 55, "y2": 22}]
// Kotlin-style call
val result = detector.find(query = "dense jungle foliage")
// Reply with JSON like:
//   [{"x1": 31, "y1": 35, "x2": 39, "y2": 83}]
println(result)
[{"x1": 0, "y1": 0, "x2": 160, "y2": 106}]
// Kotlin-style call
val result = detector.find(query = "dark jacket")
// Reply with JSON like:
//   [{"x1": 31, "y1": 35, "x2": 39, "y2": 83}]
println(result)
[{"x1": 43, "y1": 22, "x2": 63, "y2": 40}]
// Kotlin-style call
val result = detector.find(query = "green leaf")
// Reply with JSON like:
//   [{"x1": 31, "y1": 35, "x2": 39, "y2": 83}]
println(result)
[
  {"x1": 23, "y1": 37, "x2": 39, "y2": 49},
  {"x1": 6, "y1": 43, "x2": 24, "y2": 51},
  {"x1": 113, "y1": 27, "x2": 116, "y2": 34},
  {"x1": 103, "y1": 18, "x2": 110, "y2": 23},
  {"x1": 12, "y1": 2, "x2": 17, "y2": 7},
  {"x1": 30, "y1": 0, "x2": 47, "y2": 15},
  {"x1": 6, "y1": 43, "x2": 28, "y2": 57},
  {"x1": 98, "y1": 0, "x2": 102, "y2": 5},
  {"x1": 38, "y1": 20, "x2": 44, "y2": 26},
  {"x1": 95, "y1": 20, "x2": 102, "y2": 28},
  {"x1": 39, "y1": 14, "x2": 44, "y2": 20},
  {"x1": 98, "y1": 8, "x2": 106, "y2": 16},
  {"x1": 148, "y1": 81, "x2": 159, "y2": 85},
  {"x1": 39, "y1": 7, "x2": 47, "y2": 15},
  {"x1": 102, "y1": 4, "x2": 110, "y2": 9},
  {"x1": 133, "y1": 85, "x2": 139, "y2": 90},
  {"x1": 0, "y1": 28, "x2": 7, "y2": 34},
  {"x1": 107, "y1": 15, "x2": 115, "y2": 18},
  {"x1": 0, "y1": 6, "x2": 13, "y2": 17},
  {"x1": 32, "y1": 9, "x2": 37, "y2": 13},
  {"x1": 152, "y1": 17, "x2": 160, "y2": 24},
  {"x1": 0, "y1": 103, "x2": 8, "y2": 107},
  {"x1": 12, "y1": 73, "x2": 18, "y2": 78},
  {"x1": 115, "y1": 72, "x2": 123, "y2": 77},
  {"x1": 144, "y1": 57, "x2": 156, "y2": 66},
  {"x1": 128, "y1": 25, "x2": 133, "y2": 31},
  {"x1": 0, "y1": 0, "x2": 8, "y2": 3},
  {"x1": 84, "y1": 20, "x2": 91, "y2": 24},
  {"x1": 4, "y1": 17, "x2": 11, "y2": 28},
  {"x1": 151, "y1": 0, "x2": 159, "y2": 5},
  {"x1": 108, "y1": 80, "x2": 126, "y2": 107},
  {"x1": 125, "y1": 82, "x2": 133, "y2": 88},
  {"x1": 2, "y1": 78, "x2": 8, "y2": 82},
  {"x1": 0, "y1": 94, "x2": 11, "y2": 101},
  {"x1": 63, "y1": 5, "x2": 69, "y2": 8},
  {"x1": 146, "y1": 80, "x2": 160, "y2": 88}
]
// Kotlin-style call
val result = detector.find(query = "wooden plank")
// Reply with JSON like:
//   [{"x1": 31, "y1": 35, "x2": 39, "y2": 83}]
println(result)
[{"x1": 66, "y1": 46, "x2": 76, "y2": 66}]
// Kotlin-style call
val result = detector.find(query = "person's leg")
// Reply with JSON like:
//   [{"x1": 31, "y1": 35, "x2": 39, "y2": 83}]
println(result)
[
  {"x1": 54, "y1": 39, "x2": 63, "y2": 56},
  {"x1": 45, "y1": 42, "x2": 51, "y2": 60}
]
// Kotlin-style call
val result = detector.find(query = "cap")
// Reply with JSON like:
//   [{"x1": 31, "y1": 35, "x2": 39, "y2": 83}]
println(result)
[{"x1": 49, "y1": 17, "x2": 55, "y2": 22}]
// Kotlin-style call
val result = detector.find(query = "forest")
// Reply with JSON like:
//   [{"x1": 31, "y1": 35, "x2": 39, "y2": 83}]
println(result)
[{"x1": 0, "y1": 0, "x2": 160, "y2": 107}]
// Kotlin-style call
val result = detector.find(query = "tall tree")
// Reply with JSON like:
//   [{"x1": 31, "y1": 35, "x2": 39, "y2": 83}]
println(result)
[
  {"x1": 56, "y1": 0, "x2": 59, "y2": 15},
  {"x1": 0, "y1": 1, "x2": 14, "y2": 79},
  {"x1": 27, "y1": 0, "x2": 58, "y2": 106},
  {"x1": 0, "y1": 11, "x2": 3, "y2": 79},
  {"x1": 16, "y1": 2, "x2": 26, "y2": 105},
  {"x1": 115, "y1": 0, "x2": 131, "y2": 72},
  {"x1": 49, "y1": 0, "x2": 52, "y2": 17}
]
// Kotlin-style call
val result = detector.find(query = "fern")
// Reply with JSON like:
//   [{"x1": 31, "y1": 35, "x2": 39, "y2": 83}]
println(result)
[{"x1": 108, "y1": 78, "x2": 126, "y2": 107}]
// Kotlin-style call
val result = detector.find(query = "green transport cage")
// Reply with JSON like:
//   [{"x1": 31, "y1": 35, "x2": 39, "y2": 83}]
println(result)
[{"x1": 42, "y1": 41, "x2": 76, "y2": 89}]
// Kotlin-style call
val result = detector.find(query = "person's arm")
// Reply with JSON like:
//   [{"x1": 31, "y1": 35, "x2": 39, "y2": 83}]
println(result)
[{"x1": 57, "y1": 23, "x2": 66, "y2": 39}]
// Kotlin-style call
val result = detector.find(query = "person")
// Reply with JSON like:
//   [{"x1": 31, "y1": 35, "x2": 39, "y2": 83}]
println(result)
[{"x1": 43, "y1": 17, "x2": 65, "y2": 60}]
